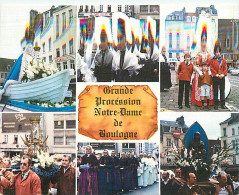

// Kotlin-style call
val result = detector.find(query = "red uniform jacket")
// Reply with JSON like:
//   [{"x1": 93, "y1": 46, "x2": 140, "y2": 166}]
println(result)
[
  {"x1": 178, "y1": 61, "x2": 194, "y2": 81},
  {"x1": 210, "y1": 58, "x2": 227, "y2": 77},
  {"x1": 1, "y1": 170, "x2": 41, "y2": 195}
]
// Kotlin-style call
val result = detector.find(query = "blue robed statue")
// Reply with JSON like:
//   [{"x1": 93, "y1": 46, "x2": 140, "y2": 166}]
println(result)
[{"x1": 183, "y1": 122, "x2": 208, "y2": 160}]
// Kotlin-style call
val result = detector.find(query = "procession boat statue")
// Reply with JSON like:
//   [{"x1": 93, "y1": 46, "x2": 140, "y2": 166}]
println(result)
[
  {"x1": 0, "y1": 26, "x2": 75, "y2": 112},
  {"x1": 3, "y1": 69, "x2": 71, "y2": 103}
]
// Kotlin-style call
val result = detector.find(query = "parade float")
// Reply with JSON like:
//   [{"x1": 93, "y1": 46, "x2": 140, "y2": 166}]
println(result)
[
  {"x1": 168, "y1": 122, "x2": 236, "y2": 194},
  {"x1": 0, "y1": 25, "x2": 75, "y2": 112},
  {"x1": 9, "y1": 116, "x2": 60, "y2": 195}
]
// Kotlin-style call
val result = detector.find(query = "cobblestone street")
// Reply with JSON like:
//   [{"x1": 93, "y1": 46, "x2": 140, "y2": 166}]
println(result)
[{"x1": 161, "y1": 70, "x2": 239, "y2": 112}]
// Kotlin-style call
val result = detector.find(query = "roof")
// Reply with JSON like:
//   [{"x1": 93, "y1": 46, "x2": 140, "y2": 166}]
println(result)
[
  {"x1": 0, "y1": 58, "x2": 15, "y2": 72},
  {"x1": 196, "y1": 5, "x2": 218, "y2": 15},
  {"x1": 160, "y1": 120, "x2": 188, "y2": 129},
  {"x1": 220, "y1": 113, "x2": 239, "y2": 125}
]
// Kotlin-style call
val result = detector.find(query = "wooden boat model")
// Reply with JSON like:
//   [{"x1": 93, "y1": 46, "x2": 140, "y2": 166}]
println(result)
[{"x1": 3, "y1": 69, "x2": 72, "y2": 103}]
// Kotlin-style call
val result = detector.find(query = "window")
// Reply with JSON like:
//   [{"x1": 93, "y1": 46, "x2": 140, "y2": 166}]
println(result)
[
  {"x1": 187, "y1": 35, "x2": 190, "y2": 50},
  {"x1": 238, "y1": 127, "x2": 239, "y2": 135},
  {"x1": 45, "y1": 12, "x2": 50, "y2": 26},
  {"x1": 56, "y1": 48, "x2": 60, "y2": 57},
  {"x1": 166, "y1": 138, "x2": 171, "y2": 146},
  {"x1": 54, "y1": 121, "x2": 64, "y2": 129},
  {"x1": 170, "y1": 126, "x2": 175, "y2": 132},
  {"x1": 57, "y1": 63, "x2": 61, "y2": 70},
  {"x1": 69, "y1": 9, "x2": 73, "y2": 22},
  {"x1": 233, "y1": 156, "x2": 236, "y2": 164},
  {"x1": 169, "y1": 30, "x2": 172, "y2": 49},
  {"x1": 150, "y1": 5, "x2": 159, "y2": 12},
  {"x1": 90, "y1": 6, "x2": 94, "y2": 12},
  {"x1": 14, "y1": 135, "x2": 18, "y2": 144},
  {"x1": 100, "y1": 5, "x2": 103, "y2": 12},
  {"x1": 232, "y1": 128, "x2": 235, "y2": 135},
  {"x1": 62, "y1": 44, "x2": 66, "y2": 55},
  {"x1": 122, "y1": 143, "x2": 128, "y2": 148},
  {"x1": 223, "y1": 140, "x2": 227, "y2": 147},
  {"x1": 63, "y1": 62, "x2": 68, "y2": 69},
  {"x1": 5, "y1": 73, "x2": 8, "y2": 78},
  {"x1": 140, "y1": 5, "x2": 148, "y2": 12},
  {"x1": 129, "y1": 143, "x2": 135, "y2": 148},
  {"x1": 62, "y1": 12, "x2": 66, "y2": 32},
  {"x1": 223, "y1": 128, "x2": 226, "y2": 136},
  {"x1": 7, "y1": 65, "x2": 11, "y2": 70},
  {"x1": 192, "y1": 16, "x2": 196, "y2": 22},
  {"x1": 169, "y1": 53, "x2": 172, "y2": 58},
  {"x1": 42, "y1": 43, "x2": 45, "y2": 52},
  {"x1": 4, "y1": 135, "x2": 8, "y2": 144},
  {"x1": 49, "y1": 55, "x2": 53, "y2": 62},
  {"x1": 163, "y1": 126, "x2": 170, "y2": 132},
  {"x1": 85, "y1": 5, "x2": 89, "y2": 12},
  {"x1": 232, "y1": 140, "x2": 235, "y2": 149},
  {"x1": 49, "y1": 38, "x2": 52, "y2": 51},
  {"x1": 56, "y1": 15, "x2": 59, "y2": 38},
  {"x1": 66, "y1": 120, "x2": 76, "y2": 128},
  {"x1": 174, "y1": 138, "x2": 179, "y2": 147},
  {"x1": 79, "y1": 6, "x2": 83, "y2": 12},
  {"x1": 43, "y1": 57, "x2": 46, "y2": 62},
  {"x1": 176, "y1": 30, "x2": 180, "y2": 49},
  {"x1": 18, "y1": 125, "x2": 22, "y2": 131},
  {"x1": 107, "y1": 5, "x2": 111, "y2": 12},
  {"x1": 118, "y1": 5, "x2": 122, "y2": 12},
  {"x1": 69, "y1": 39, "x2": 74, "y2": 54},
  {"x1": 167, "y1": 158, "x2": 171, "y2": 163},
  {"x1": 1, "y1": 73, "x2": 4, "y2": 78},
  {"x1": 70, "y1": 60, "x2": 75, "y2": 70},
  {"x1": 122, "y1": 143, "x2": 135, "y2": 149},
  {"x1": 125, "y1": 5, "x2": 128, "y2": 12},
  {"x1": 66, "y1": 137, "x2": 75, "y2": 145},
  {"x1": 54, "y1": 137, "x2": 64, "y2": 145}
]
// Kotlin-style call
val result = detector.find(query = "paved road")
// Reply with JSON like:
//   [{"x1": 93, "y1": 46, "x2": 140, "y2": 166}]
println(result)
[
  {"x1": 123, "y1": 182, "x2": 159, "y2": 195},
  {"x1": 161, "y1": 70, "x2": 239, "y2": 112}
]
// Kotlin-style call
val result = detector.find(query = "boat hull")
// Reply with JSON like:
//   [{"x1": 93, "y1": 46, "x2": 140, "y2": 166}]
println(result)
[{"x1": 4, "y1": 69, "x2": 71, "y2": 103}]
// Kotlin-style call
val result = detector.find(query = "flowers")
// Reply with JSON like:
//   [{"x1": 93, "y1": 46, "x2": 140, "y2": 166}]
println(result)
[
  {"x1": 34, "y1": 151, "x2": 58, "y2": 169},
  {"x1": 21, "y1": 56, "x2": 58, "y2": 82},
  {"x1": 167, "y1": 141, "x2": 236, "y2": 181},
  {"x1": 24, "y1": 99, "x2": 76, "y2": 108}
]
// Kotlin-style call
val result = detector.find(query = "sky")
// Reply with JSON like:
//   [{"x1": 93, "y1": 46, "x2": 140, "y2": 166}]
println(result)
[
  {"x1": 159, "y1": 112, "x2": 232, "y2": 140},
  {"x1": 0, "y1": 1, "x2": 238, "y2": 59},
  {"x1": 0, "y1": 5, "x2": 52, "y2": 59}
]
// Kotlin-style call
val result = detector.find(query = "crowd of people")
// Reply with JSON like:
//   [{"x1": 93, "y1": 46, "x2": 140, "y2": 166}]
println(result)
[
  {"x1": 161, "y1": 39, "x2": 228, "y2": 110},
  {"x1": 161, "y1": 168, "x2": 239, "y2": 195},
  {"x1": 77, "y1": 16, "x2": 159, "y2": 82},
  {"x1": 78, "y1": 146, "x2": 159, "y2": 195},
  {"x1": 0, "y1": 154, "x2": 76, "y2": 195}
]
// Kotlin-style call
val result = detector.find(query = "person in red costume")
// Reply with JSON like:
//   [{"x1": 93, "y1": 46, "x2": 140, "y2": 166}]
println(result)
[{"x1": 210, "y1": 40, "x2": 228, "y2": 110}]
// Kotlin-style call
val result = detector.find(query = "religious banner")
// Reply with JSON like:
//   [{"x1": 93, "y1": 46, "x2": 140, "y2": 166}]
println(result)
[{"x1": 78, "y1": 85, "x2": 157, "y2": 140}]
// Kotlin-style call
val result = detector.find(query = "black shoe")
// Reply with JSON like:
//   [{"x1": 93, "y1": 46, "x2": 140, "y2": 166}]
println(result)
[
  {"x1": 179, "y1": 105, "x2": 182, "y2": 109},
  {"x1": 185, "y1": 105, "x2": 190, "y2": 108}
]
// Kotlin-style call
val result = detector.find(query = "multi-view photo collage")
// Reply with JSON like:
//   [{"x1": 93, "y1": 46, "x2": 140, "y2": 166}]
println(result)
[{"x1": 0, "y1": 2, "x2": 238, "y2": 195}]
